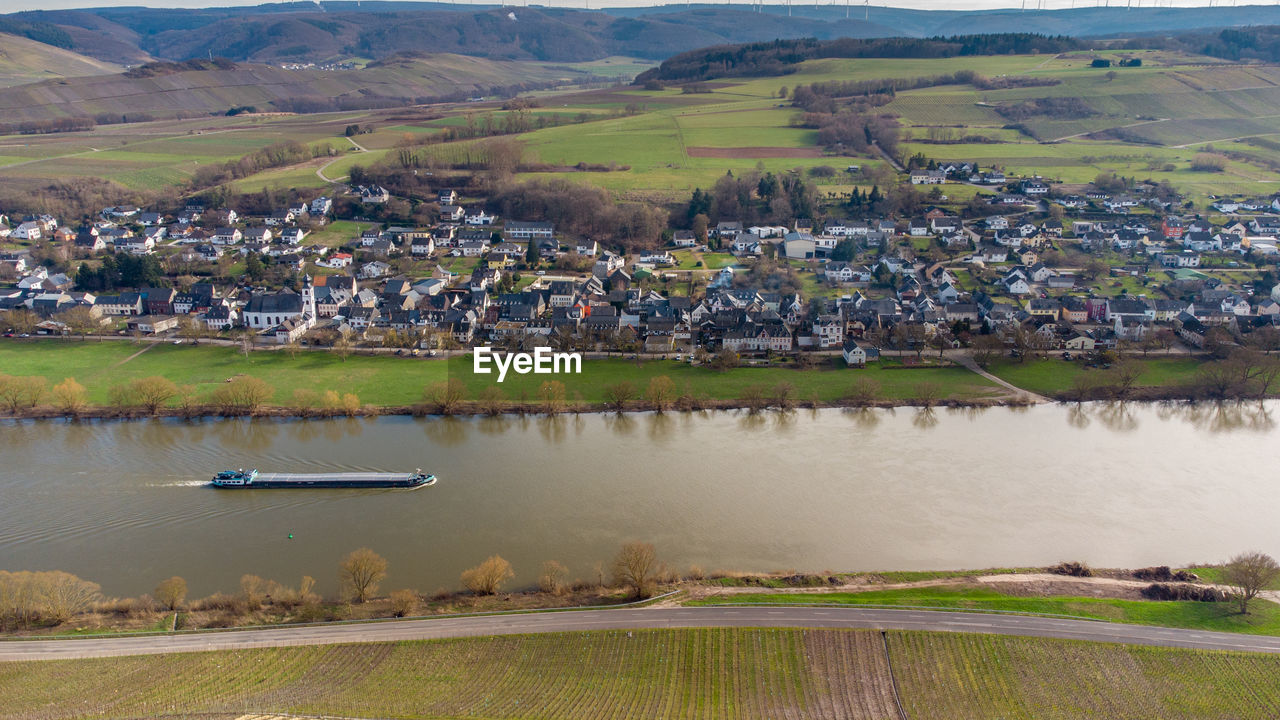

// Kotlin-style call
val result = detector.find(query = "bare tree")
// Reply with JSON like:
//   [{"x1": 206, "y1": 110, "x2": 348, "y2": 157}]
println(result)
[
  {"x1": 1222, "y1": 551, "x2": 1280, "y2": 615},
  {"x1": 645, "y1": 376, "x2": 677, "y2": 412},
  {"x1": 844, "y1": 377, "x2": 880, "y2": 407},
  {"x1": 914, "y1": 381, "x2": 942, "y2": 408},
  {"x1": 333, "y1": 334, "x2": 354, "y2": 362},
  {"x1": 478, "y1": 386, "x2": 506, "y2": 416},
  {"x1": 131, "y1": 376, "x2": 179, "y2": 414},
  {"x1": 461, "y1": 555, "x2": 514, "y2": 595},
  {"x1": 738, "y1": 385, "x2": 768, "y2": 413},
  {"x1": 51, "y1": 378, "x2": 88, "y2": 415},
  {"x1": 210, "y1": 376, "x2": 273, "y2": 414},
  {"x1": 538, "y1": 560, "x2": 569, "y2": 595},
  {"x1": 539, "y1": 380, "x2": 567, "y2": 415},
  {"x1": 154, "y1": 576, "x2": 187, "y2": 611},
  {"x1": 971, "y1": 334, "x2": 1004, "y2": 367},
  {"x1": 339, "y1": 548, "x2": 388, "y2": 603},
  {"x1": 1102, "y1": 360, "x2": 1143, "y2": 400},
  {"x1": 603, "y1": 381, "x2": 637, "y2": 412},
  {"x1": 0, "y1": 375, "x2": 46, "y2": 413},
  {"x1": 771, "y1": 381, "x2": 796, "y2": 410},
  {"x1": 424, "y1": 378, "x2": 467, "y2": 415},
  {"x1": 240, "y1": 574, "x2": 268, "y2": 610},
  {"x1": 0, "y1": 570, "x2": 103, "y2": 626},
  {"x1": 612, "y1": 541, "x2": 659, "y2": 599}
]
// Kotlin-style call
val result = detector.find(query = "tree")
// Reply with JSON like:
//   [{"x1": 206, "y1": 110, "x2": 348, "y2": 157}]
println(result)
[
  {"x1": 603, "y1": 381, "x2": 637, "y2": 412},
  {"x1": 210, "y1": 376, "x2": 273, "y2": 414},
  {"x1": 612, "y1": 541, "x2": 659, "y2": 599},
  {"x1": 539, "y1": 380, "x2": 567, "y2": 415},
  {"x1": 50, "y1": 378, "x2": 88, "y2": 415},
  {"x1": 424, "y1": 378, "x2": 467, "y2": 415},
  {"x1": 154, "y1": 576, "x2": 187, "y2": 611},
  {"x1": 240, "y1": 574, "x2": 268, "y2": 609},
  {"x1": 0, "y1": 375, "x2": 46, "y2": 413},
  {"x1": 538, "y1": 560, "x2": 569, "y2": 595},
  {"x1": 971, "y1": 334, "x2": 1004, "y2": 367},
  {"x1": 844, "y1": 377, "x2": 880, "y2": 406},
  {"x1": 53, "y1": 306, "x2": 98, "y2": 339},
  {"x1": 645, "y1": 376, "x2": 677, "y2": 412},
  {"x1": 461, "y1": 555, "x2": 514, "y2": 595},
  {"x1": 478, "y1": 386, "x2": 506, "y2": 416},
  {"x1": 333, "y1": 334, "x2": 353, "y2": 362},
  {"x1": 1223, "y1": 551, "x2": 1280, "y2": 614},
  {"x1": 131, "y1": 376, "x2": 179, "y2": 414},
  {"x1": 339, "y1": 547, "x2": 388, "y2": 603},
  {"x1": 711, "y1": 348, "x2": 740, "y2": 372}
]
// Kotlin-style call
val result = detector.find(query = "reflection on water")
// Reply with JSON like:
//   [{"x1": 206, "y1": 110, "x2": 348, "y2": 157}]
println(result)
[{"x1": 2, "y1": 402, "x2": 1280, "y2": 597}]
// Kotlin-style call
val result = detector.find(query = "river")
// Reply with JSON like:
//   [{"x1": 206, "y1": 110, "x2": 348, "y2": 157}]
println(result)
[{"x1": 1, "y1": 402, "x2": 1277, "y2": 597}]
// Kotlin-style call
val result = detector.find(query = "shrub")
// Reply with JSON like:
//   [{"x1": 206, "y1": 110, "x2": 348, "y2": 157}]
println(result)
[
  {"x1": 389, "y1": 589, "x2": 419, "y2": 617},
  {"x1": 1048, "y1": 561, "x2": 1094, "y2": 577},
  {"x1": 538, "y1": 561, "x2": 569, "y2": 595},
  {"x1": 1141, "y1": 583, "x2": 1226, "y2": 602},
  {"x1": 462, "y1": 555, "x2": 514, "y2": 595}
]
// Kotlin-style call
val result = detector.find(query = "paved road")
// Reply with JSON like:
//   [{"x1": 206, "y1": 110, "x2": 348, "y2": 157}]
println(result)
[{"x1": 5, "y1": 607, "x2": 1280, "y2": 661}]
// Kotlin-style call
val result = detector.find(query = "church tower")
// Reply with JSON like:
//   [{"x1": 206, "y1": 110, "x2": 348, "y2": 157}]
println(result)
[{"x1": 301, "y1": 274, "x2": 316, "y2": 319}]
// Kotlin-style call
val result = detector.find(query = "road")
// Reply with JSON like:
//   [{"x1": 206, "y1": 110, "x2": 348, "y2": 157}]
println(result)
[{"x1": 5, "y1": 607, "x2": 1280, "y2": 661}]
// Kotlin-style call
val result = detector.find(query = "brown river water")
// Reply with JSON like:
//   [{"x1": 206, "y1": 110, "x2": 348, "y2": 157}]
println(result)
[{"x1": 1, "y1": 402, "x2": 1277, "y2": 597}]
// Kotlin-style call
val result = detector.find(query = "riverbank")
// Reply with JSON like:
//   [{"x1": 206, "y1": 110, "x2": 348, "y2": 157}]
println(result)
[
  {"x1": 2, "y1": 564, "x2": 1271, "y2": 640},
  {"x1": 0, "y1": 338, "x2": 1237, "y2": 421}
]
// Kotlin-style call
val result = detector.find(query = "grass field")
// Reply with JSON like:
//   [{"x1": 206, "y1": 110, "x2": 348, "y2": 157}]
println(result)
[
  {"x1": 3, "y1": 628, "x2": 1280, "y2": 719},
  {"x1": 985, "y1": 357, "x2": 1202, "y2": 397},
  {"x1": 0, "y1": 339, "x2": 1002, "y2": 408},
  {"x1": 689, "y1": 586, "x2": 1280, "y2": 636}
]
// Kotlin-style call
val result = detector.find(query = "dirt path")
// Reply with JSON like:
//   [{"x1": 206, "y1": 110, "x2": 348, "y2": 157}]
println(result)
[
  {"x1": 952, "y1": 355, "x2": 1050, "y2": 403},
  {"x1": 110, "y1": 343, "x2": 156, "y2": 368},
  {"x1": 316, "y1": 136, "x2": 368, "y2": 183}
]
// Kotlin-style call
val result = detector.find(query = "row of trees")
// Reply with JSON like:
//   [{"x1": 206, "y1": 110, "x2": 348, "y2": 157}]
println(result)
[{"x1": 0, "y1": 374, "x2": 275, "y2": 417}]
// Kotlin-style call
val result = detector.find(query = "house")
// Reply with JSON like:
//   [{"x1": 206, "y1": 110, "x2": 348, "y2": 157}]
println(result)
[
  {"x1": 359, "y1": 261, "x2": 391, "y2": 279},
  {"x1": 842, "y1": 339, "x2": 880, "y2": 366},
  {"x1": 930, "y1": 216, "x2": 961, "y2": 234},
  {"x1": 12, "y1": 221, "x2": 42, "y2": 241},
  {"x1": 318, "y1": 252, "x2": 353, "y2": 269},
  {"x1": 504, "y1": 220, "x2": 554, "y2": 241},
  {"x1": 576, "y1": 239, "x2": 599, "y2": 256},
  {"x1": 465, "y1": 210, "x2": 496, "y2": 226},
  {"x1": 985, "y1": 216, "x2": 1010, "y2": 230},
  {"x1": 310, "y1": 196, "x2": 333, "y2": 215},
  {"x1": 825, "y1": 262, "x2": 872, "y2": 285},
  {"x1": 672, "y1": 231, "x2": 697, "y2": 248},
  {"x1": 438, "y1": 189, "x2": 459, "y2": 205},
  {"x1": 411, "y1": 237, "x2": 436, "y2": 256},
  {"x1": 1021, "y1": 180, "x2": 1050, "y2": 196},
  {"x1": 439, "y1": 205, "x2": 465, "y2": 222},
  {"x1": 715, "y1": 221, "x2": 743, "y2": 239},
  {"x1": 910, "y1": 170, "x2": 946, "y2": 185},
  {"x1": 126, "y1": 315, "x2": 180, "y2": 334},
  {"x1": 94, "y1": 292, "x2": 144, "y2": 316},
  {"x1": 360, "y1": 185, "x2": 390, "y2": 204},
  {"x1": 212, "y1": 227, "x2": 243, "y2": 245}
]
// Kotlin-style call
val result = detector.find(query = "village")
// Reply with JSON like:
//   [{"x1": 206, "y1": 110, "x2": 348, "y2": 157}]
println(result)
[{"x1": 3, "y1": 168, "x2": 1280, "y2": 370}]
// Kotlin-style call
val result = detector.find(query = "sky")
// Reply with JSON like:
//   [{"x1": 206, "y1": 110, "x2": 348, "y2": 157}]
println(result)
[{"x1": 0, "y1": 0, "x2": 1230, "y2": 12}]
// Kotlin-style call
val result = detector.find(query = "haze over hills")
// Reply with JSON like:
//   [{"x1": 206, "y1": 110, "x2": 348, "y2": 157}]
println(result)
[
  {"x1": 0, "y1": 31, "x2": 121, "y2": 87},
  {"x1": 0, "y1": 54, "x2": 608, "y2": 123},
  {"x1": 5, "y1": 3, "x2": 1280, "y2": 65}
]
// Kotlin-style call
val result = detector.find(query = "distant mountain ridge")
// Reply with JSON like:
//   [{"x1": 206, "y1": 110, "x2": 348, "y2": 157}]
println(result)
[{"x1": 8, "y1": 3, "x2": 1280, "y2": 66}]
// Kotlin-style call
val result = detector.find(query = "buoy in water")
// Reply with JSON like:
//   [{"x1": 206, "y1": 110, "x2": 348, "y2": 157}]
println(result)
[{"x1": 287, "y1": 533, "x2": 294, "y2": 539}]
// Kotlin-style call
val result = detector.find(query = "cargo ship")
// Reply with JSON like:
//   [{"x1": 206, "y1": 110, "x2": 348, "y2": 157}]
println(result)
[{"x1": 211, "y1": 469, "x2": 436, "y2": 489}]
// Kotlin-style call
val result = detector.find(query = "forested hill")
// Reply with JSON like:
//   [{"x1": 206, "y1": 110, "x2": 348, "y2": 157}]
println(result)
[
  {"x1": 6, "y1": 3, "x2": 1280, "y2": 66},
  {"x1": 635, "y1": 35, "x2": 1083, "y2": 84},
  {"x1": 637, "y1": 26, "x2": 1280, "y2": 85}
]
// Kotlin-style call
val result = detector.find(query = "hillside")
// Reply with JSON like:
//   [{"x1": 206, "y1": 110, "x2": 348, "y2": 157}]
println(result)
[
  {"x1": 8, "y1": 4, "x2": 1280, "y2": 66},
  {"x1": 0, "y1": 55, "x2": 605, "y2": 123},
  {"x1": 0, "y1": 32, "x2": 121, "y2": 88}
]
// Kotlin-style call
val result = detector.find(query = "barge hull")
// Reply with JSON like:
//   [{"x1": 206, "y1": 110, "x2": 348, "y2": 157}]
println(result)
[{"x1": 214, "y1": 472, "x2": 434, "y2": 489}]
